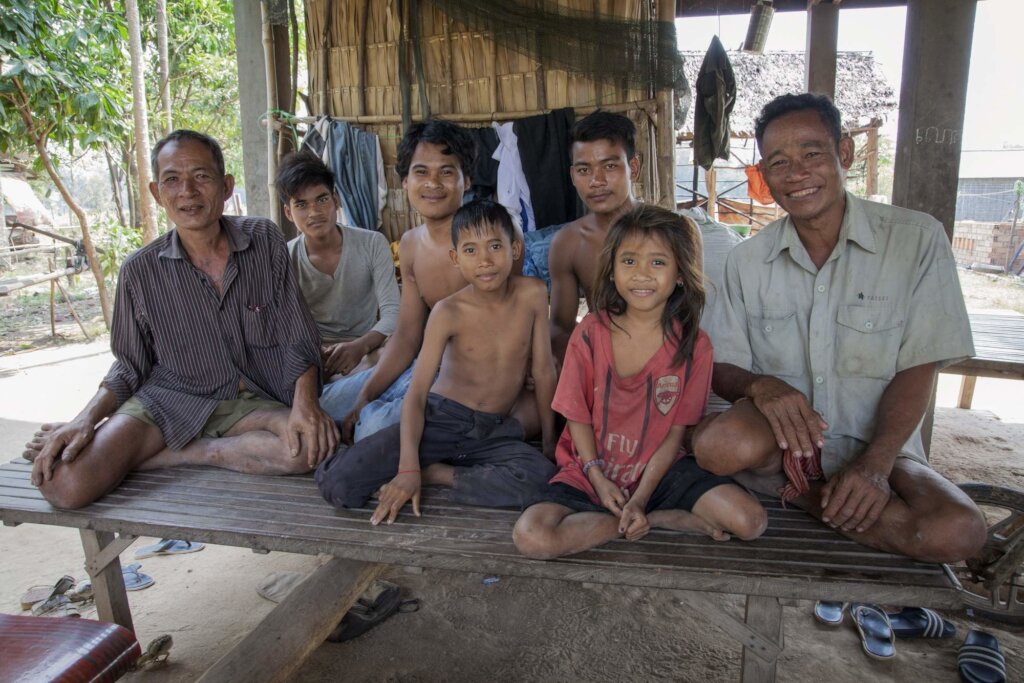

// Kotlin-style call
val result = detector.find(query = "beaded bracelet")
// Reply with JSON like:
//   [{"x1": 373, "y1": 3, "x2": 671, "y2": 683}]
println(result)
[{"x1": 581, "y1": 459, "x2": 604, "y2": 477}]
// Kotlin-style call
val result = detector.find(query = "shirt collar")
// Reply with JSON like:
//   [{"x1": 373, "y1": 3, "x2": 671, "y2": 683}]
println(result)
[
  {"x1": 158, "y1": 217, "x2": 252, "y2": 260},
  {"x1": 764, "y1": 190, "x2": 876, "y2": 263}
]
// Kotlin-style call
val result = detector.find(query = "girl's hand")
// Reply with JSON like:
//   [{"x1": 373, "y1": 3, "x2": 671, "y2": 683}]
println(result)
[
  {"x1": 590, "y1": 470, "x2": 628, "y2": 516},
  {"x1": 619, "y1": 499, "x2": 650, "y2": 541},
  {"x1": 370, "y1": 472, "x2": 421, "y2": 525}
]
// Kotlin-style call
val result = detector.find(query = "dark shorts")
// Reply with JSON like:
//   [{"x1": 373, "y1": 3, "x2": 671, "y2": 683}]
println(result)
[{"x1": 528, "y1": 456, "x2": 734, "y2": 514}]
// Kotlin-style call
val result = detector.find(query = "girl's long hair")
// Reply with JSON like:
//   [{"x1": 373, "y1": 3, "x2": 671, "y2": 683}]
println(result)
[{"x1": 591, "y1": 205, "x2": 705, "y2": 368}]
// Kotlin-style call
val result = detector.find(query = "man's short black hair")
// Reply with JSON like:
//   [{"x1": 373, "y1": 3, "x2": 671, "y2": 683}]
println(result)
[
  {"x1": 151, "y1": 129, "x2": 226, "y2": 179},
  {"x1": 396, "y1": 119, "x2": 476, "y2": 180},
  {"x1": 754, "y1": 93, "x2": 843, "y2": 150},
  {"x1": 275, "y1": 151, "x2": 336, "y2": 203},
  {"x1": 569, "y1": 110, "x2": 637, "y2": 160},
  {"x1": 451, "y1": 199, "x2": 518, "y2": 248}
]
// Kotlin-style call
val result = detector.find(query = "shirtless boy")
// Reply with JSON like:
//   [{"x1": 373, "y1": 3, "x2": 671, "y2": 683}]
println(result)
[
  {"x1": 323, "y1": 120, "x2": 523, "y2": 442},
  {"x1": 317, "y1": 199, "x2": 557, "y2": 523},
  {"x1": 276, "y1": 151, "x2": 399, "y2": 379},
  {"x1": 548, "y1": 111, "x2": 641, "y2": 362},
  {"x1": 23, "y1": 130, "x2": 336, "y2": 509}
]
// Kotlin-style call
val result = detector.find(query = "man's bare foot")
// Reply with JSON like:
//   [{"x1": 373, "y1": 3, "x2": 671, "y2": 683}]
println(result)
[
  {"x1": 648, "y1": 509, "x2": 730, "y2": 541},
  {"x1": 423, "y1": 463, "x2": 454, "y2": 486},
  {"x1": 22, "y1": 423, "x2": 64, "y2": 461}
]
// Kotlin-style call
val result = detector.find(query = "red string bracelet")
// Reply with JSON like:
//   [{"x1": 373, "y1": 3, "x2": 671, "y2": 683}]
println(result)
[{"x1": 397, "y1": 469, "x2": 420, "y2": 475}]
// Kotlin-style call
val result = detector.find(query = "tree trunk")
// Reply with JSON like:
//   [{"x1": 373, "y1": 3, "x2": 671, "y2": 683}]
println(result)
[
  {"x1": 12, "y1": 95, "x2": 112, "y2": 328},
  {"x1": 126, "y1": 0, "x2": 159, "y2": 245},
  {"x1": 104, "y1": 147, "x2": 127, "y2": 228},
  {"x1": 156, "y1": 0, "x2": 172, "y2": 135}
]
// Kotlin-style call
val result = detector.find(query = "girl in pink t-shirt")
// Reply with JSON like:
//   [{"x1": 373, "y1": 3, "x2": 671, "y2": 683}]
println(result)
[{"x1": 514, "y1": 206, "x2": 767, "y2": 559}]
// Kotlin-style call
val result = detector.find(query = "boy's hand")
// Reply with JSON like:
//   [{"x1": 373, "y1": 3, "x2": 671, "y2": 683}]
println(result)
[
  {"x1": 323, "y1": 341, "x2": 366, "y2": 377},
  {"x1": 589, "y1": 470, "x2": 627, "y2": 516},
  {"x1": 619, "y1": 499, "x2": 650, "y2": 541},
  {"x1": 370, "y1": 471, "x2": 421, "y2": 525},
  {"x1": 541, "y1": 437, "x2": 556, "y2": 462},
  {"x1": 340, "y1": 399, "x2": 366, "y2": 444}
]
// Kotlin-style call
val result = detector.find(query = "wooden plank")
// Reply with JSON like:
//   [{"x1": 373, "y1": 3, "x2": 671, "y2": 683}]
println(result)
[
  {"x1": 673, "y1": 590, "x2": 782, "y2": 662},
  {"x1": 197, "y1": 556, "x2": 384, "y2": 683},
  {"x1": 958, "y1": 375, "x2": 978, "y2": 409},
  {"x1": 80, "y1": 529, "x2": 134, "y2": 631},
  {"x1": 740, "y1": 595, "x2": 783, "y2": 683}
]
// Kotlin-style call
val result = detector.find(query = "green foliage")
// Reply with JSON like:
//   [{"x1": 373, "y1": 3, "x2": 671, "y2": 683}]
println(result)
[
  {"x1": 0, "y1": 0, "x2": 130, "y2": 164},
  {"x1": 97, "y1": 220, "x2": 143, "y2": 286}
]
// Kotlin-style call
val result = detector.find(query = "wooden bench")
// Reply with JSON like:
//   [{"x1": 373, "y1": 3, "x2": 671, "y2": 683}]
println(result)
[
  {"x1": 943, "y1": 312, "x2": 1024, "y2": 408},
  {"x1": 0, "y1": 460, "x2": 967, "y2": 683}
]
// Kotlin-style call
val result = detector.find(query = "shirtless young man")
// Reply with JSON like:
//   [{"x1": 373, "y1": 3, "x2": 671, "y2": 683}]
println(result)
[
  {"x1": 693, "y1": 94, "x2": 985, "y2": 563},
  {"x1": 322, "y1": 120, "x2": 523, "y2": 443},
  {"x1": 548, "y1": 111, "x2": 641, "y2": 362},
  {"x1": 24, "y1": 131, "x2": 337, "y2": 509},
  {"x1": 317, "y1": 199, "x2": 557, "y2": 523}
]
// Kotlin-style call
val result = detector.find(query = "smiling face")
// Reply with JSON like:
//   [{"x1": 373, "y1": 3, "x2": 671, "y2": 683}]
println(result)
[
  {"x1": 402, "y1": 142, "x2": 470, "y2": 222},
  {"x1": 283, "y1": 183, "x2": 339, "y2": 240},
  {"x1": 612, "y1": 232, "x2": 680, "y2": 315},
  {"x1": 149, "y1": 139, "x2": 233, "y2": 233},
  {"x1": 758, "y1": 109, "x2": 854, "y2": 230},
  {"x1": 569, "y1": 139, "x2": 639, "y2": 217},
  {"x1": 450, "y1": 221, "x2": 521, "y2": 293}
]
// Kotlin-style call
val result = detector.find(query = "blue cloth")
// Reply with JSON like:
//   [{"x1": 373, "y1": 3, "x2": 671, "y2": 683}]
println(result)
[
  {"x1": 318, "y1": 363, "x2": 415, "y2": 442},
  {"x1": 522, "y1": 222, "x2": 568, "y2": 289},
  {"x1": 327, "y1": 121, "x2": 380, "y2": 231}
]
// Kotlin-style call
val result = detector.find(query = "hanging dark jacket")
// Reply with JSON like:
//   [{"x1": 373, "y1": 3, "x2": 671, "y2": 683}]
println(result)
[{"x1": 693, "y1": 36, "x2": 736, "y2": 171}]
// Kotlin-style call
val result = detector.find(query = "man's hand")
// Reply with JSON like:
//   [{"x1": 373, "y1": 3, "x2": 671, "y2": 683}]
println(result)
[
  {"x1": 820, "y1": 462, "x2": 892, "y2": 533},
  {"x1": 748, "y1": 376, "x2": 828, "y2": 458},
  {"x1": 619, "y1": 499, "x2": 650, "y2": 541},
  {"x1": 322, "y1": 342, "x2": 366, "y2": 377},
  {"x1": 30, "y1": 420, "x2": 95, "y2": 486},
  {"x1": 589, "y1": 469, "x2": 628, "y2": 516},
  {"x1": 287, "y1": 400, "x2": 340, "y2": 469},
  {"x1": 370, "y1": 471, "x2": 421, "y2": 525}
]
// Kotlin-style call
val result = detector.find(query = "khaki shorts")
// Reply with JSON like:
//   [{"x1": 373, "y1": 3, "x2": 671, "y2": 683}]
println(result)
[{"x1": 116, "y1": 390, "x2": 286, "y2": 440}]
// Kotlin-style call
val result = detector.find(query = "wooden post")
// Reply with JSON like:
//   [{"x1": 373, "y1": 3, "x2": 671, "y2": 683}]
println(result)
[
  {"x1": 865, "y1": 127, "x2": 879, "y2": 197},
  {"x1": 741, "y1": 595, "x2": 783, "y2": 683},
  {"x1": 805, "y1": 0, "x2": 839, "y2": 99},
  {"x1": 80, "y1": 530, "x2": 134, "y2": 631},
  {"x1": 707, "y1": 167, "x2": 718, "y2": 221},
  {"x1": 655, "y1": 0, "x2": 676, "y2": 209},
  {"x1": 261, "y1": 1, "x2": 281, "y2": 229}
]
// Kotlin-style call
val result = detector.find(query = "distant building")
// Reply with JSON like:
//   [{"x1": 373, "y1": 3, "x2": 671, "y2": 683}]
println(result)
[{"x1": 956, "y1": 149, "x2": 1024, "y2": 222}]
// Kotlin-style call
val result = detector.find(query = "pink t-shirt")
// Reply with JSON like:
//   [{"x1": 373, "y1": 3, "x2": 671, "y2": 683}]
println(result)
[{"x1": 550, "y1": 313, "x2": 713, "y2": 503}]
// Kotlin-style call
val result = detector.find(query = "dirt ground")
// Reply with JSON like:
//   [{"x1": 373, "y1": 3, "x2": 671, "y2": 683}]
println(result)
[{"x1": 0, "y1": 272, "x2": 1022, "y2": 682}]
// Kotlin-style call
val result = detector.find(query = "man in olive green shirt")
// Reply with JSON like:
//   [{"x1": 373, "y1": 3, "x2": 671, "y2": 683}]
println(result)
[{"x1": 694, "y1": 93, "x2": 985, "y2": 563}]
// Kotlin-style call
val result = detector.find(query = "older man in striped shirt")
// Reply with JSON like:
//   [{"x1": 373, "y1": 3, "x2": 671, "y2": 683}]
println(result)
[{"x1": 25, "y1": 130, "x2": 338, "y2": 509}]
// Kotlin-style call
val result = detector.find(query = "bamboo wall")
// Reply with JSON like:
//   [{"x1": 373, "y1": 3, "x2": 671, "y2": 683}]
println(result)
[{"x1": 305, "y1": 0, "x2": 666, "y2": 241}]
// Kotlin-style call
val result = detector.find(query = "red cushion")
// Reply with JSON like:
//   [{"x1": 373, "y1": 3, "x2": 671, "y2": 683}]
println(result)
[{"x1": 0, "y1": 614, "x2": 141, "y2": 682}]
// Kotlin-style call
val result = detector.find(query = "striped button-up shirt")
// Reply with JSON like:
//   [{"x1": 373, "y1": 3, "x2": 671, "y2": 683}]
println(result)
[{"x1": 102, "y1": 216, "x2": 322, "y2": 449}]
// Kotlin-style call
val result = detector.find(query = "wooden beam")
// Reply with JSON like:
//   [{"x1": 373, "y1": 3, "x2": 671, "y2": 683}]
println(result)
[
  {"x1": 198, "y1": 556, "x2": 384, "y2": 683},
  {"x1": 805, "y1": 0, "x2": 839, "y2": 98},
  {"x1": 865, "y1": 127, "x2": 879, "y2": 196},
  {"x1": 741, "y1": 595, "x2": 783, "y2": 683},
  {"x1": 676, "y1": 0, "x2": 906, "y2": 17},
  {"x1": 656, "y1": 0, "x2": 676, "y2": 209},
  {"x1": 80, "y1": 529, "x2": 134, "y2": 631}
]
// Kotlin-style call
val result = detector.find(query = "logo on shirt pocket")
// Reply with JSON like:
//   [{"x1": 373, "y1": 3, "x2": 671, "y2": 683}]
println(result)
[{"x1": 654, "y1": 375, "x2": 680, "y2": 416}]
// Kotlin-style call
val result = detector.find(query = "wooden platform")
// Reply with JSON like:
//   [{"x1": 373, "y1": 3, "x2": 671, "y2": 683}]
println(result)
[
  {"x1": 0, "y1": 461, "x2": 964, "y2": 682},
  {"x1": 944, "y1": 312, "x2": 1024, "y2": 408}
]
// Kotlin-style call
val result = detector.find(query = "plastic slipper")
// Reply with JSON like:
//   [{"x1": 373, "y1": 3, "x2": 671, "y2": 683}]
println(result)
[
  {"x1": 122, "y1": 563, "x2": 155, "y2": 591},
  {"x1": 886, "y1": 607, "x2": 956, "y2": 639},
  {"x1": 813, "y1": 600, "x2": 848, "y2": 626},
  {"x1": 850, "y1": 603, "x2": 896, "y2": 660},
  {"x1": 326, "y1": 580, "x2": 404, "y2": 642},
  {"x1": 134, "y1": 539, "x2": 205, "y2": 559},
  {"x1": 958, "y1": 630, "x2": 1006, "y2": 683},
  {"x1": 20, "y1": 574, "x2": 76, "y2": 610},
  {"x1": 32, "y1": 595, "x2": 80, "y2": 618}
]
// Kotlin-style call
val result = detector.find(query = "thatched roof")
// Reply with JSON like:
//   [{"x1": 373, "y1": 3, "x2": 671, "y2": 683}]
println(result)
[{"x1": 678, "y1": 50, "x2": 897, "y2": 135}]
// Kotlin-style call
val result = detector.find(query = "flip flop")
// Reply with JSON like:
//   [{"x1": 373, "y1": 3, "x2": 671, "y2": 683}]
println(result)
[
  {"x1": 134, "y1": 539, "x2": 205, "y2": 559},
  {"x1": 886, "y1": 607, "x2": 956, "y2": 639},
  {"x1": 813, "y1": 600, "x2": 848, "y2": 626},
  {"x1": 21, "y1": 574, "x2": 76, "y2": 611},
  {"x1": 326, "y1": 580, "x2": 405, "y2": 642},
  {"x1": 850, "y1": 603, "x2": 896, "y2": 660},
  {"x1": 122, "y1": 563, "x2": 155, "y2": 591},
  {"x1": 958, "y1": 630, "x2": 1006, "y2": 683}
]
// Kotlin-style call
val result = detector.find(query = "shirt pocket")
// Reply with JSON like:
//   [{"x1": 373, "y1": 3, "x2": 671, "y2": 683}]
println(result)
[
  {"x1": 242, "y1": 306, "x2": 279, "y2": 349},
  {"x1": 835, "y1": 304, "x2": 903, "y2": 379},
  {"x1": 746, "y1": 308, "x2": 804, "y2": 376}
]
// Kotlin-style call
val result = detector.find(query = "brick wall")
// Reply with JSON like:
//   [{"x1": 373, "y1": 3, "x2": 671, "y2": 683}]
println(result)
[{"x1": 952, "y1": 221, "x2": 1024, "y2": 271}]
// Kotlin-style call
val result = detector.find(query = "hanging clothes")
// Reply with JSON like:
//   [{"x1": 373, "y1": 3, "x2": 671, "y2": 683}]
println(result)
[
  {"x1": 465, "y1": 126, "x2": 501, "y2": 202},
  {"x1": 326, "y1": 121, "x2": 381, "y2": 231},
  {"x1": 745, "y1": 165, "x2": 774, "y2": 205},
  {"x1": 693, "y1": 36, "x2": 736, "y2": 171},
  {"x1": 514, "y1": 107, "x2": 580, "y2": 229},
  {"x1": 492, "y1": 121, "x2": 536, "y2": 232}
]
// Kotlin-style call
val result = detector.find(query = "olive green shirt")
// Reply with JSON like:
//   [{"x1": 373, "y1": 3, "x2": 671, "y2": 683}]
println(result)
[{"x1": 708, "y1": 193, "x2": 974, "y2": 475}]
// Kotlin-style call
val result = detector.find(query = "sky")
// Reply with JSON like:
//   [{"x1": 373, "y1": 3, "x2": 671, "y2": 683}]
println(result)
[{"x1": 675, "y1": 0, "x2": 1024, "y2": 150}]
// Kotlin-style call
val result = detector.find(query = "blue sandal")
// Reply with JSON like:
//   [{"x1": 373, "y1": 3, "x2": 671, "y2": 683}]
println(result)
[
  {"x1": 850, "y1": 603, "x2": 895, "y2": 660},
  {"x1": 886, "y1": 607, "x2": 956, "y2": 639},
  {"x1": 959, "y1": 630, "x2": 1006, "y2": 683}
]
